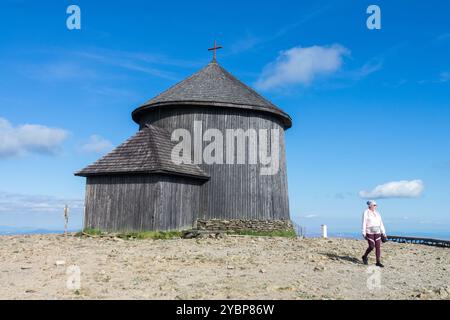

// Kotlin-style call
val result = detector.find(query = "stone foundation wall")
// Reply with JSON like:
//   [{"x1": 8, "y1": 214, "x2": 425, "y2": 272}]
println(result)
[{"x1": 195, "y1": 219, "x2": 293, "y2": 232}]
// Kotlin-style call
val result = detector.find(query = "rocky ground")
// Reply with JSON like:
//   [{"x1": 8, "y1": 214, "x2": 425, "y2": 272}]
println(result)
[{"x1": 0, "y1": 234, "x2": 448, "y2": 300}]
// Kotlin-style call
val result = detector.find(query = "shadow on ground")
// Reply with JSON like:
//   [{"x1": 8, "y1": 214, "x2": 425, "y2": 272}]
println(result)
[{"x1": 321, "y1": 253, "x2": 363, "y2": 264}]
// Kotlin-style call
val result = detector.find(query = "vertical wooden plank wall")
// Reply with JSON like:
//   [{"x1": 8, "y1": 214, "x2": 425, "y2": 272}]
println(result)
[
  {"x1": 84, "y1": 174, "x2": 201, "y2": 232},
  {"x1": 140, "y1": 106, "x2": 290, "y2": 221}
]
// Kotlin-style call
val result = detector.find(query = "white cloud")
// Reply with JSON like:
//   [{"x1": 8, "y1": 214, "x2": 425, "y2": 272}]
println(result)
[
  {"x1": 359, "y1": 180, "x2": 424, "y2": 199},
  {"x1": 0, "y1": 117, "x2": 68, "y2": 158},
  {"x1": 79, "y1": 135, "x2": 113, "y2": 154},
  {"x1": 418, "y1": 71, "x2": 450, "y2": 85},
  {"x1": 436, "y1": 33, "x2": 450, "y2": 42},
  {"x1": 350, "y1": 60, "x2": 383, "y2": 79},
  {"x1": 0, "y1": 191, "x2": 83, "y2": 214},
  {"x1": 230, "y1": 33, "x2": 262, "y2": 54},
  {"x1": 334, "y1": 192, "x2": 354, "y2": 199},
  {"x1": 20, "y1": 47, "x2": 201, "y2": 84},
  {"x1": 23, "y1": 62, "x2": 98, "y2": 81},
  {"x1": 255, "y1": 44, "x2": 350, "y2": 90},
  {"x1": 73, "y1": 49, "x2": 196, "y2": 80},
  {"x1": 229, "y1": 6, "x2": 331, "y2": 56},
  {"x1": 438, "y1": 72, "x2": 450, "y2": 83}
]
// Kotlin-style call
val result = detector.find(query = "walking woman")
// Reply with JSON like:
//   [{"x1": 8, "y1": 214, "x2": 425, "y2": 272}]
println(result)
[{"x1": 362, "y1": 200, "x2": 386, "y2": 267}]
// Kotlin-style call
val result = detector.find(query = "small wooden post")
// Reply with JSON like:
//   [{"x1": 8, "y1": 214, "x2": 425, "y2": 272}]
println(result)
[{"x1": 64, "y1": 204, "x2": 69, "y2": 235}]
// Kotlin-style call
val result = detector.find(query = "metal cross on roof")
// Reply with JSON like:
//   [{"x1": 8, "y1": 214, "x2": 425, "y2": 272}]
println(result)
[{"x1": 208, "y1": 40, "x2": 222, "y2": 62}]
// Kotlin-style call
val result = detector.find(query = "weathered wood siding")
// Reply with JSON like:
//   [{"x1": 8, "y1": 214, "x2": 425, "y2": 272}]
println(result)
[
  {"x1": 84, "y1": 174, "x2": 202, "y2": 232},
  {"x1": 139, "y1": 106, "x2": 290, "y2": 221}
]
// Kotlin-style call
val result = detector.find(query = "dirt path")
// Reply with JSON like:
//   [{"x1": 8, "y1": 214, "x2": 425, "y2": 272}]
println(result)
[{"x1": 0, "y1": 234, "x2": 448, "y2": 299}]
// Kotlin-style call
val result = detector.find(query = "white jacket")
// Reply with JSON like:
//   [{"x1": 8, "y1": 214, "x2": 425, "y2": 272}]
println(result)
[{"x1": 362, "y1": 209, "x2": 386, "y2": 235}]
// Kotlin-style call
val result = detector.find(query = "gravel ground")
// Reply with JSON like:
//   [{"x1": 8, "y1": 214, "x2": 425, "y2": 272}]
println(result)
[{"x1": 0, "y1": 234, "x2": 448, "y2": 300}]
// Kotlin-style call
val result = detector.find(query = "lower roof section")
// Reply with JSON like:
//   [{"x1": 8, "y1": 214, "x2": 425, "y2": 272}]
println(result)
[{"x1": 74, "y1": 124, "x2": 209, "y2": 180}]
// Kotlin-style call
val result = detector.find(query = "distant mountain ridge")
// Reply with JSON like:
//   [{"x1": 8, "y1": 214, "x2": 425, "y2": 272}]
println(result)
[
  {"x1": 1, "y1": 226, "x2": 449, "y2": 240},
  {"x1": 0, "y1": 226, "x2": 80, "y2": 235}
]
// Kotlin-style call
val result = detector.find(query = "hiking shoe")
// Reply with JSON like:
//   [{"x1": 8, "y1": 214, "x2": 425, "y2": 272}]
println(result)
[
  {"x1": 362, "y1": 256, "x2": 368, "y2": 265},
  {"x1": 376, "y1": 262, "x2": 384, "y2": 268}
]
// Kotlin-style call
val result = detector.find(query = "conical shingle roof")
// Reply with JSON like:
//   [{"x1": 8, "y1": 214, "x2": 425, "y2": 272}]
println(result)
[{"x1": 132, "y1": 62, "x2": 292, "y2": 128}]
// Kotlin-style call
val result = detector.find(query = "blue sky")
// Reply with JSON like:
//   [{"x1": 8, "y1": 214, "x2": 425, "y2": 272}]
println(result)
[{"x1": 0, "y1": 1, "x2": 449, "y2": 236}]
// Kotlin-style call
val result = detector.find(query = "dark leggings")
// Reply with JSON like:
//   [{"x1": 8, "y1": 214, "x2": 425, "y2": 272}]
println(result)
[{"x1": 363, "y1": 233, "x2": 381, "y2": 263}]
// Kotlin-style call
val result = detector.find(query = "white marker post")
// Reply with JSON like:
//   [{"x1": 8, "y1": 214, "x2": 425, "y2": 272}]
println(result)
[{"x1": 321, "y1": 224, "x2": 328, "y2": 238}]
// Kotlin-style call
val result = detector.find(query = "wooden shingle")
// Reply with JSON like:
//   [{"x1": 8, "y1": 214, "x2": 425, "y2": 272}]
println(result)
[
  {"x1": 132, "y1": 61, "x2": 292, "y2": 128},
  {"x1": 75, "y1": 124, "x2": 209, "y2": 180}
]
